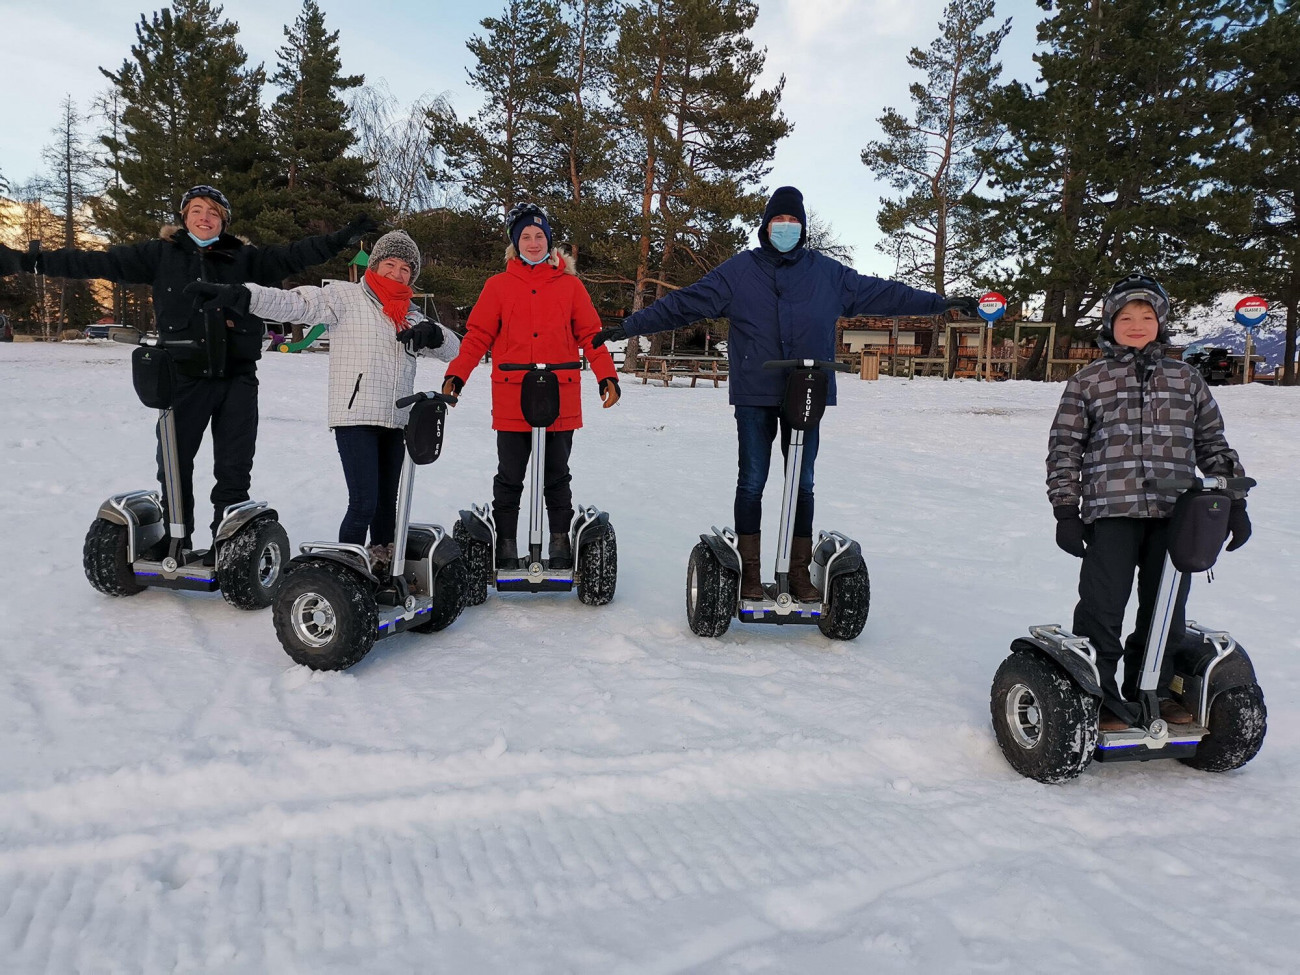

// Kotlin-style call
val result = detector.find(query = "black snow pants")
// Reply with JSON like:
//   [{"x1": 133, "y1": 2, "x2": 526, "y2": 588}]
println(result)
[
  {"x1": 1072, "y1": 516, "x2": 1193, "y2": 701},
  {"x1": 158, "y1": 372, "x2": 259, "y2": 541},
  {"x1": 492, "y1": 430, "x2": 575, "y2": 539}
]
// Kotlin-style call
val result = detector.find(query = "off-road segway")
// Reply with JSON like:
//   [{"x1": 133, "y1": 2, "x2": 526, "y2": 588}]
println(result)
[
  {"x1": 991, "y1": 476, "x2": 1267, "y2": 783},
  {"x1": 685, "y1": 358, "x2": 870, "y2": 640},
  {"x1": 82, "y1": 330, "x2": 290, "y2": 610},
  {"x1": 272, "y1": 389, "x2": 468, "y2": 670},
  {"x1": 453, "y1": 361, "x2": 617, "y2": 606}
]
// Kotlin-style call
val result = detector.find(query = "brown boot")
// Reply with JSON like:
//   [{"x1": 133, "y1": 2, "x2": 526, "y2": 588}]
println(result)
[
  {"x1": 736, "y1": 533, "x2": 765, "y2": 600},
  {"x1": 789, "y1": 536, "x2": 821, "y2": 603}
]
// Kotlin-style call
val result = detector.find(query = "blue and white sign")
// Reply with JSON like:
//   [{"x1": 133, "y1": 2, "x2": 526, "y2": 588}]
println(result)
[
  {"x1": 978, "y1": 292, "x2": 1007, "y2": 324},
  {"x1": 1235, "y1": 295, "x2": 1268, "y2": 330}
]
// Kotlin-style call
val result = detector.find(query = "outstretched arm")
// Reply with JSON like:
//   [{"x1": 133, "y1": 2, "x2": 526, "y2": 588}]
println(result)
[
  {"x1": 246, "y1": 215, "x2": 379, "y2": 284},
  {"x1": 621, "y1": 265, "x2": 733, "y2": 338},
  {"x1": 29, "y1": 239, "x2": 162, "y2": 286},
  {"x1": 841, "y1": 264, "x2": 948, "y2": 318}
]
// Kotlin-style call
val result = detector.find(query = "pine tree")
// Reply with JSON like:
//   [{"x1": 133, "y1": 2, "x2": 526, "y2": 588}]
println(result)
[
  {"x1": 548, "y1": 0, "x2": 623, "y2": 266},
  {"x1": 984, "y1": 0, "x2": 1246, "y2": 338},
  {"x1": 609, "y1": 0, "x2": 788, "y2": 367},
  {"x1": 430, "y1": 0, "x2": 570, "y2": 217},
  {"x1": 1218, "y1": 2, "x2": 1300, "y2": 383},
  {"x1": 95, "y1": 0, "x2": 268, "y2": 243},
  {"x1": 861, "y1": 0, "x2": 1010, "y2": 296},
  {"x1": 258, "y1": 0, "x2": 370, "y2": 253}
]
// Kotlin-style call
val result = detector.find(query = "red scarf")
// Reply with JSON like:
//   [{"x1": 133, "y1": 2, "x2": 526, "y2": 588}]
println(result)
[{"x1": 365, "y1": 269, "x2": 413, "y2": 329}]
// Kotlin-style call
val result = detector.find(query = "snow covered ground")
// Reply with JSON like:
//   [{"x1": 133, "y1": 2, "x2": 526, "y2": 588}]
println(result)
[{"x1": 2, "y1": 341, "x2": 1298, "y2": 974}]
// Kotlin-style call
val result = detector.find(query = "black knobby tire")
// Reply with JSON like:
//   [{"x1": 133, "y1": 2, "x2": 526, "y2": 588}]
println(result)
[
  {"x1": 83, "y1": 518, "x2": 144, "y2": 597},
  {"x1": 272, "y1": 561, "x2": 378, "y2": 671},
  {"x1": 576, "y1": 525, "x2": 618, "y2": 607},
  {"x1": 412, "y1": 557, "x2": 468, "y2": 633},
  {"x1": 1181, "y1": 684, "x2": 1267, "y2": 772},
  {"x1": 686, "y1": 541, "x2": 737, "y2": 638},
  {"x1": 990, "y1": 649, "x2": 1099, "y2": 783},
  {"x1": 217, "y1": 517, "x2": 290, "y2": 610},
  {"x1": 452, "y1": 520, "x2": 491, "y2": 606},
  {"x1": 817, "y1": 564, "x2": 871, "y2": 641}
]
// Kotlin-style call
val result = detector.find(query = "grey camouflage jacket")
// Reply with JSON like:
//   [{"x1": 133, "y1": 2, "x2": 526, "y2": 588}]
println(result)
[{"x1": 1046, "y1": 339, "x2": 1244, "y2": 522}]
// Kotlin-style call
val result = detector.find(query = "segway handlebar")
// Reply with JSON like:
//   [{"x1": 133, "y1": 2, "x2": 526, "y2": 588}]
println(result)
[
  {"x1": 395, "y1": 390, "x2": 459, "y2": 409},
  {"x1": 498, "y1": 361, "x2": 583, "y2": 372},
  {"x1": 761, "y1": 358, "x2": 852, "y2": 373},
  {"x1": 1143, "y1": 476, "x2": 1256, "y2": 493}
]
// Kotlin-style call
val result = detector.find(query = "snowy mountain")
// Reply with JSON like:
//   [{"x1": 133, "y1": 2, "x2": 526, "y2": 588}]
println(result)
[{"x1": 1173, "y1": 292, "x2": 1289, "y2": 367}]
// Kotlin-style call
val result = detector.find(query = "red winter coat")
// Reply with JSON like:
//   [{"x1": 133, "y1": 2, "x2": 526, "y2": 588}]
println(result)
[{"x1": 446, "y1": 250, "x2": 617, "y2": 432}]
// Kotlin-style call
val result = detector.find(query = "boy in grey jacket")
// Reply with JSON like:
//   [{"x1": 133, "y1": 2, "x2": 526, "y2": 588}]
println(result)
[{"x1": 1046, "y1": 274, "x2": 1252, "y2": 731}]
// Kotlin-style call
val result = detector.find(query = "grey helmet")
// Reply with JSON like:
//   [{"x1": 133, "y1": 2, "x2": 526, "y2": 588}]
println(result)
[{"x1": 1100, "y1": 273, "x2": 1171, "y2": 339}]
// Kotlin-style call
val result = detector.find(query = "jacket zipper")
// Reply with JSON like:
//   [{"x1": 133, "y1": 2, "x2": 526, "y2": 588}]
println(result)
[
  {"x1": 1137, "y1": 356, "x2": 1152, "y2": 515},
  {"x1": 348, "y1": 372, "x2": 363, "y2": 409}
]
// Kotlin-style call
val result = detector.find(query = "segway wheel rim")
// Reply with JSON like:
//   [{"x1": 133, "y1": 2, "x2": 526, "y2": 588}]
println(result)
[
  {"x1": 1004, "y1": 682, "x2": 1043, "y2": 750},
  {"x1": 289, "y1": 591, "x2": 338, "y2": 648}
]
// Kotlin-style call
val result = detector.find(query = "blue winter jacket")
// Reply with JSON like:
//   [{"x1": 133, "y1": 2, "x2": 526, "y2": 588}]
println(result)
[{"x1": 622, "y1": 245, "x2": 948, "y2": 406}]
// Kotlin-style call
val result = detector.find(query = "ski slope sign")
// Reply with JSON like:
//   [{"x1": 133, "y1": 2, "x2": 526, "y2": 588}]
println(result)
[
  {"x1": 1235, "y1": 295, "x2": 1269, "y2": 330},
  {"x1": 978, "y1": 292, "x2": 1007, "y2": 324}
]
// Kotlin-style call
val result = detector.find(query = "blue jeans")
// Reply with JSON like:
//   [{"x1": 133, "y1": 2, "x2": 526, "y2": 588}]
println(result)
[
  {"x1": 334, "y1": 426, "x2": 407, "y2": 546},
  {"x1": 734, "y1": 406, "x2": 819, "y2": 536}
]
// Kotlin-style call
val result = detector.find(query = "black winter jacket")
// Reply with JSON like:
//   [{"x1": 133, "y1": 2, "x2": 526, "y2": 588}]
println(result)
[{"x1": 39, "y1": 227, "x2": 349, "y2": 378}]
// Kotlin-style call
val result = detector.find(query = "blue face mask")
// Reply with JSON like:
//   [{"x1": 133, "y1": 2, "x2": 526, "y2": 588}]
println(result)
[
  {"x1": 520, "y1": 249, "x2": 549, "y2": 266},
  {"x1": 768, "y1": 222, "x2": 801, "y2": 253},
  {"x1": 189, "y1": 232, "x2": 220, "y2": 248}
]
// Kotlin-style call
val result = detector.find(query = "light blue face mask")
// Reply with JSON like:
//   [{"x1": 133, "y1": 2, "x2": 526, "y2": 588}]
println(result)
[
  {"x1": 189, "y1": 232, "x2": 220, "y2": 248},
  {"x1": 520, "y1": 250, "x2": 549, "y2": 266},
  {"x1": 768, "y1": 221, "x2": 801, "y2": 253}
]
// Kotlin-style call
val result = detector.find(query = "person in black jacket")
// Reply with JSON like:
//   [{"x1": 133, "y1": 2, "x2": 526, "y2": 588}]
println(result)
[{"x1": 0, "y1": 185, "x2": 376, "y2": 555}]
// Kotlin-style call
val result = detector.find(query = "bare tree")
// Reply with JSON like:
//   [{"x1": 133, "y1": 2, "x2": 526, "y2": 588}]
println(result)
[{"x1": 350, "y1": 81, "x2": 456, "y2": 219}]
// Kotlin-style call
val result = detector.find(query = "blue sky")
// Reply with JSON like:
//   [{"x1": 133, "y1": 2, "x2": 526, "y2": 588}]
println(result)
[{"x1": 0, "y1": 0, "x2": 1043, "y2": 276}]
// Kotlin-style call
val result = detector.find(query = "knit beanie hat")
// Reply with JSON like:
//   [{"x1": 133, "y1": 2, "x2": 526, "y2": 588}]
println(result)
[
  {"x1": 369, "y1": 230, "x2": 421, "y2": 282},
  {"x1": 760, "y1": 185, "x2": 807, "y2": 251},
  {"x1": 509, "y1": 209, "x2": 553, "y2": 253}
]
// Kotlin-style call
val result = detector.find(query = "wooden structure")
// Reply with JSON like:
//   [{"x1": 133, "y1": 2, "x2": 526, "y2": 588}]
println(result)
[{"x1": 636, "y1": 354, "x2": 729, "y2": 387}]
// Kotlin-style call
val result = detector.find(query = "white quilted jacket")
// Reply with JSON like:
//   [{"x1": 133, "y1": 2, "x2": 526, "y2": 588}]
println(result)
[{"x1": 246, "y1": 281, "x2": 460, "y2": 429}]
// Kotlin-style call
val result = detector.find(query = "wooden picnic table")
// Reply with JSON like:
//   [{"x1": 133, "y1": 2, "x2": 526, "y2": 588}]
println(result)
[{"x1": 637, "y1": 354, "x2": 730, "y2": 387}]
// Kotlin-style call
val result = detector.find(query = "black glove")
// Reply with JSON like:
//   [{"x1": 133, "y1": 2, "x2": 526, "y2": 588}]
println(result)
[
  {"x1": 593, "y1": 323, "x2": 627, "y2": 347},
  {"x1": 1226, "y1": 498, "x2": 1252, "y2": 552},
  {"x1": 397, "y1": 321, "x2": 443, "y2": 352},
  {"x1": 184, "y1": 281, "x2": 251, "y2": 315},
  {"x1": 944, "y1": 296, "x2": 981, "y2": 318},
  {"x1": 0, "y1": 243, "x2": 22, "y2": 276},
  {"x1": 441, "y1": 376, "x2": 464, "y2": 399},
  {"x1": 332, "y1": 213, "x2": 381, "y2": 248},
  {"x1": 1054, "y1": 505, "x2": 1087, "y2": 558}
]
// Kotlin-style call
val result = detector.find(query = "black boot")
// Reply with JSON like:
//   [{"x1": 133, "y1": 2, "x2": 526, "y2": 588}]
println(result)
[
  {"x1": 549, "y1": 533, "x2": 573, "y2": 569},
  {"x1": 495, "y1": 537, "x2": 519, "y2": 570}
]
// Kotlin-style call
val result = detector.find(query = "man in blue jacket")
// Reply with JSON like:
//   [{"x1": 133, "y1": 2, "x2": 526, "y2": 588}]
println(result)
[{"x1": 598, "y1": 185, "x2": 974, "y2": 601}]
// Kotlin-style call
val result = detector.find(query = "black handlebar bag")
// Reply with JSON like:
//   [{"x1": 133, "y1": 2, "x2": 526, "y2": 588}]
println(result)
[
  {"x1": 1167, "y1": 489, "x2": 1232, "y2": 572},
  {"x1": 405, "y1": 398, "x2": 446, "y2": 465},
  {"x1": 131, "y1": 346, "x2": 177, "y2": 409},
  {"x1": 520, "y1": 370, "x2": 561, "y2": 429},
  {"x1": 782, "y1": 368, "x2": 828, "y2": 431}
]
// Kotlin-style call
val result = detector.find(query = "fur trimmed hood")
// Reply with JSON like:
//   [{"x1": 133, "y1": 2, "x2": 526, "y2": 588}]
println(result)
[{"x1": 505, "y1": 244, "x2": 576, "y2": 275}]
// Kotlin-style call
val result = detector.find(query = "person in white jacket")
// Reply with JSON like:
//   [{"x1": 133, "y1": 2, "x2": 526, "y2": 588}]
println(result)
[{"x1": 188, "y1": 231, "x2": 459, "y2": 572}]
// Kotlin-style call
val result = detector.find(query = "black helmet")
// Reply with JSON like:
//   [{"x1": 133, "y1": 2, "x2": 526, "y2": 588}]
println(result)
[
  {"x1": 178, "y1": 184, "x2": 232, "y2": 225},
  {"x1": 1100, "y1": 273, "x2": 1170, "y2": 338}
]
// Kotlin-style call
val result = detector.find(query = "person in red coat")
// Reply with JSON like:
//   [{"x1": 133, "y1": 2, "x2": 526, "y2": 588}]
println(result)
[{"x1": 442, "y1": 203, "x2": 620, "y2": 569}]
